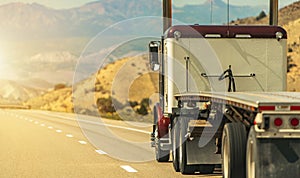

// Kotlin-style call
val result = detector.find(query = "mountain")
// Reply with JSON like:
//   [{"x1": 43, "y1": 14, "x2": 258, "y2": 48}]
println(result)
[
  {"x1": 0, "y1": 0, "x2": 267, "y2": 40},
  {"x1": 0, "y1": 3, "x2": 68, "y2": 40},
  {"x1": 0, "y1": 0, "x2": 162, "y2": 40},
  {"x1": 0, "y1": 80, "x2": 44, "y2": 104},
  {"x1": 231, "y1": 1, "x2": 300, "y2": 25},
  {"x1": 174, "y1": 0, "x2": 265, "y2": 24}
]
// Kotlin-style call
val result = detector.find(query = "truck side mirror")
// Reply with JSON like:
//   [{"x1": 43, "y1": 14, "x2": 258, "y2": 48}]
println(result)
[{"x1": 149, "y1": 41, "x2": 160, "y2": 71}]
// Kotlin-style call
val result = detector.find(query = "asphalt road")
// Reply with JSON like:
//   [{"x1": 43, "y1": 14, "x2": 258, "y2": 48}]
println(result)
[{"x1": 0, "y1": 109, "x2": 222, "y2": 178}]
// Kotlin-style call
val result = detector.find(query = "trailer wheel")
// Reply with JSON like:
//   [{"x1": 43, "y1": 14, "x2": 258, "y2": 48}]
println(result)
[
  {"x1": 199, "y1": 164, "x2": 215, "y2": 174},
  {"x1": 172, "y1": 117, "x2": 180, "y2": 171},
  {"x1": 179, "y1": 118, "x2": 195, "y2": 174},
  {"x1": 222, "y1": 123, "x2": 247, "y2": 178},
  {"x1": 246, "y1": 127, "x2": 259, "y2": 178}
]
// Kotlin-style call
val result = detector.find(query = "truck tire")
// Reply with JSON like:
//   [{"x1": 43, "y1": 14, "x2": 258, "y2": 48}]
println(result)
[
  {"x1": 179, "y1": 118, "x2": 195, "y2": 174},
  {"x1": 199, "y1": 164, "x2": 215, "y2": 174},
  {"x1": 172, "y1": 117, "x2": 180, "y2": 171},
  {"x1": 222, "y1": 123, "x2": 247, "y2": 178},
  {"x1": 246, "y1": 127, "x2": 259, "y2": 178}
]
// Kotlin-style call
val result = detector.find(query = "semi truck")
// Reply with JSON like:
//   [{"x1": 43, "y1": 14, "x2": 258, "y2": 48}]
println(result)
[{"x1": 149, "y1": 0, "x2": 300, "y2": 177}]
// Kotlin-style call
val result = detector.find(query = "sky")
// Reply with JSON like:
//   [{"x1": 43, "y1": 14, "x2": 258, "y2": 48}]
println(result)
[{"x1": 0, "y1": 0, "x2": 298, "y2": 9}]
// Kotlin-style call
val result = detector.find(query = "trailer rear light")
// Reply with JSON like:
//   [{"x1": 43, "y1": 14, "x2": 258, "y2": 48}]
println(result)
[
  {"x1": 259, "y1": 105, "x2": 300, "y2": 111},
  {"x1": 290, "y1": 118, "x2": 299, "y2": 127},
  {"x1": 291, "y1": 106, "x2": 300, "y2": 111},
  {"x1": 259, "y1": 106, "x2": 275, "y2": 111},
  {"x1": 274, "y1": 118, "x2": 283, "y2": 127}
]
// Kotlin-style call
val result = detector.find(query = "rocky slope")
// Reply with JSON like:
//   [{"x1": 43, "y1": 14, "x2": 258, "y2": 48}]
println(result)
[
  {"x1": 25, "y1": 54, "x2": 158, "y2": 121},
  {"x1": 0, "y1": 80, "x2": 44, "y2": 105}
]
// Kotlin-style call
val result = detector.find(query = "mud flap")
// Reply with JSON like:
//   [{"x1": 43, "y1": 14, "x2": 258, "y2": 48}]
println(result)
[
  {"x1": 257, "y1": 138, "x2": 300, "y2": 178},
  {"x1": 186, "y1": 138, "x2": 221, "y2": 165}
]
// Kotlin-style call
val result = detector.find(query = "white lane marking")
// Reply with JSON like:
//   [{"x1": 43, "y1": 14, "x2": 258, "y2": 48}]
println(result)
[
  {"x1": 40, "y1": 124, "x2": 45, "y2": 127},
  {"x1": 31, "y1": 112, "x2": 150, "y2": 134},
  {"x1": 78, "y1": 141, "x2": 87, "y2": 145},
  {"x1": 56, "y1": 130, "x2": 62, "y2": 133},
  {"x1": 48, "y1": 126, "x2": 53, "y2": 129},
  {"x1": 120, "y1": 165, "x2": 138, "y2": 173},
  {"x1": 95, "y1": 150, "x2": 107, "y2": 155},
  {"x1": 66, "y1": 134, "x2": 73, "y2": 138}
]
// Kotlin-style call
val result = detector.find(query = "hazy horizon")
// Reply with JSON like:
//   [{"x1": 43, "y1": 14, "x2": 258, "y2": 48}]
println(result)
[{"x1": 0, "y1": 0, "x2": 297, "y2": 9}]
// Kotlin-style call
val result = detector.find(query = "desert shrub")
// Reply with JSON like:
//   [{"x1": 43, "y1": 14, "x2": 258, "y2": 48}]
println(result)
[
  {"x1": 256, "y1": 11, "x2": 267, "y2": 21},
  {"x1": 96, "y1": 97, "x2": 124, "y2": 113},
  {"x1": 129, "y1": 101, "x2": 138, "y2": 107},
  {"x1": 54, "y1": 83, "x2": 66, "y2": 90},
  {"x1": 137, "y1": 98, "x2": 150, "y2": 115}
]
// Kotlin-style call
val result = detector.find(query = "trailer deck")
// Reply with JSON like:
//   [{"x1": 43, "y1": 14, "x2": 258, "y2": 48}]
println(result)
[{"x1": 175, "y1": 92, "x2": 300, "y2": 111}]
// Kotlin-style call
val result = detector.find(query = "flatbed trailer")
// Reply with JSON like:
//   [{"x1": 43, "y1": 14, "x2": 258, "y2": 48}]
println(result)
[{"x1": 170, "y1": 92, "x2": 300, "y2": 177}]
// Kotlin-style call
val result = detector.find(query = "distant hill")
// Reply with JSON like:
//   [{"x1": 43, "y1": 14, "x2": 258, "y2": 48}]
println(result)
[
  {"x1": 0, "y1": 0, "x2": 161, "y2": 40},
  {"x1": 25, "y1": 55, "x2": 158, "y2": 122},
  {"x1": 173, "y1": 0, "x2": 265, "y2": 24},
  {"x1": 0, "y1": 0, "x2": 266, "y2": 40},
  {"x1": 0, "y1": 80, "x2": 44, "y2": 104},
  {"x1": 24, "y1": 87, "x2": 73, "y2": 113},
  {"x1": 231, "y1": 1, "x2": 300, "y2": 25}
]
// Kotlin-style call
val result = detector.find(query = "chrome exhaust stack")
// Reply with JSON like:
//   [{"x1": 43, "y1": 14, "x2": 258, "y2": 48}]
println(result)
[
  {"x1": 269, "y1": 0, "x2": 278, "y2": 25},
  {"x1": 163, "y1": 0, "x2": 172, "y2": 33}
]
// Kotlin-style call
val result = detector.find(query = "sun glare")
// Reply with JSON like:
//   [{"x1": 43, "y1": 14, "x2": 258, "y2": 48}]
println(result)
[{"x1": 0, "y1": 50, "x2": 9, "y2": 78}]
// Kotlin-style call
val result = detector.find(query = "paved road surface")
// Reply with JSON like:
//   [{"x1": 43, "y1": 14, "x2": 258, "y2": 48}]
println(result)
[{"x1": 0, "y1": 109, "x2": 222, "y2": 178}]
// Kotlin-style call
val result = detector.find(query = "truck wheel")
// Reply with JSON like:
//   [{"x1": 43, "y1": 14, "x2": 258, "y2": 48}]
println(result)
[
  {"x1": 222, "y1": 123, "x2": 247, "y2": 178},
  {"x1": 179, "y1": 118, "x2": 195, "y2": 174},
  {"x1": 246, "y1": 127, "x2": 259, "y2": 178},
  {"x1": 199, "y1": 164, "x2": 215, "y2": 174},
  {"x1": 172, "y1": 118, "x2": 180, "y2": 171}
]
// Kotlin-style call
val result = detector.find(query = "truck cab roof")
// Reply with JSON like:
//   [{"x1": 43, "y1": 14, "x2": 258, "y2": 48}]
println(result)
[{"x1": 165, "y1": 25, "x2": 287, "y2": 39}]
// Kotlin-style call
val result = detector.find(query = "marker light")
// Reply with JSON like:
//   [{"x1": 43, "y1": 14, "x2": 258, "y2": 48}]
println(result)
[
  {"x1": 274, "y1": 118, "x2": 283, "y2": 127},
  {"x1": 290, "y1": 118, "x2": 299, "y2": 127},
  {"x1": 276, "y1": 32, "x2": 283, "y2": 41},
  {"x1": 174, "y1": 31, "x2": 182, "y2": 40}
]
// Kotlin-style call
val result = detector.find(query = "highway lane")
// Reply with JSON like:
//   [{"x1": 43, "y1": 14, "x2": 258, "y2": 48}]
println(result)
[{"x1": 0, "y1": 109, "x2": 222, "y2": 178}]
